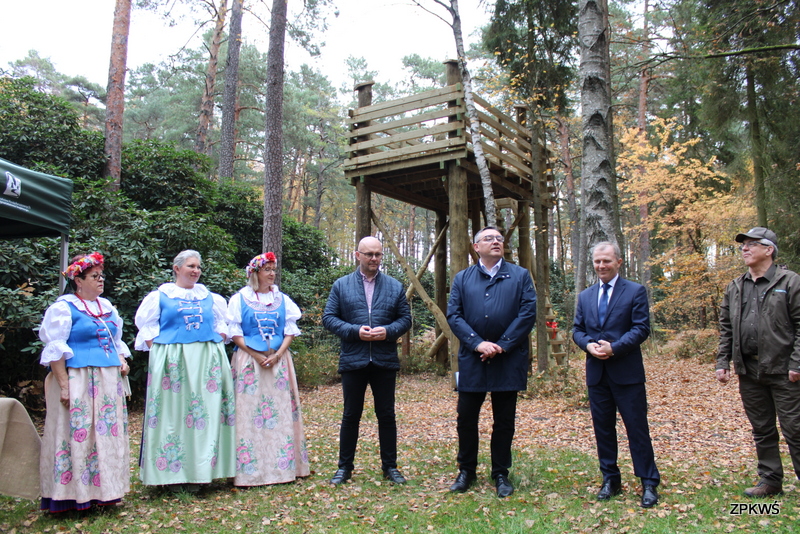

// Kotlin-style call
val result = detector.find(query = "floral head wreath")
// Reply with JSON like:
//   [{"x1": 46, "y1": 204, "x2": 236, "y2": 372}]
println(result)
[
  {"x1": 246, "y1": 252, "x2": 277, "y2": 276},
  {"x1": 63, "y1": 252, "x2": 104, "y2": 280}
]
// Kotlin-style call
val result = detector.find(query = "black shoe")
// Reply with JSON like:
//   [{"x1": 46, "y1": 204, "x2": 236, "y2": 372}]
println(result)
[
  {"x1": 597, "y1": 480, "x2": 622, "y2": 500},
  {"x1": 449, "y1": 470, "x2": 476, "y2": 493},
  {"x1": 495, "y1": 474, "x2": 514, "y2": 498},
  {"x1": 383, "y1": 467, "x2": 406, "y2": 484},
  {"x1": 330, "y1": 468, "x2": 352, "y2": 485},
  {"x1": 640, "y1": 484, "x2": 659, "y2": 508}
]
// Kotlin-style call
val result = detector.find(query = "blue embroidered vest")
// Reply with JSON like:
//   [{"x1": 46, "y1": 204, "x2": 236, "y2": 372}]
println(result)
[
  {"x1": 153, "y1": 291, "x2": 223, "y2": 344},
  {"x1": 241, "y1": 293, "x2": 286, "y2": 352},
  {"x1": 65, "y1": 299, "x2": 120, "y2": 368}
]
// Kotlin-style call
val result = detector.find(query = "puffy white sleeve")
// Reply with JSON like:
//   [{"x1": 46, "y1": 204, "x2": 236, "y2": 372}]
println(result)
[
  {"x1": 283, "y1": 293, "x2": 302, "y2": 337},
  {"x1": 134, "y1": 290, "x2": 162, "y2": 351},
  {"x1": 107, "y1": 302, "x2": 132, "y2": 359},
  {"x1": 226, "y1": 292, "x2": 244, "y2": 339},
  {"x1": 39, "y1": 300, "x2": 74, "y2": 365},
  {"x1": 212, "y1": 293, "x2": 230, "y2": 339}
]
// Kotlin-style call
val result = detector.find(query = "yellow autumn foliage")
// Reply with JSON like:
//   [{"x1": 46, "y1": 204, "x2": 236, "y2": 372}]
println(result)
[{"x1": 617, "y1": 118, "x2": 755, "y2": 328}]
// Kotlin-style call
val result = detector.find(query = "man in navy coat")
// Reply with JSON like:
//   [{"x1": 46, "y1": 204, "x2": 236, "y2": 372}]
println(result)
[
  {"x1": 446, "y1": 226, "x2": 537, "y2": 497},
  {"x1": 573, "y1": 241, "x2": 660, "y2": 508}
]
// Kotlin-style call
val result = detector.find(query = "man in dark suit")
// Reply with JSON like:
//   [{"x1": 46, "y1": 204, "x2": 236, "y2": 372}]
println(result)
[{"x1": 573, "y1": 241, "x2": 660, "y2": 508}]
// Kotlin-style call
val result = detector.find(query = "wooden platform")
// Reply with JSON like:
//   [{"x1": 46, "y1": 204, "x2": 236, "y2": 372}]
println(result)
[{"x1": 344, "y1": 84, "x2": 535, "y2": 215}]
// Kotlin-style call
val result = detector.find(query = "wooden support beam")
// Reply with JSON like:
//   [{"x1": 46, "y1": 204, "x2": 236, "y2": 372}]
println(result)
[
  {"x1": 370, "y1": 209, "x2": 454, "y2": 344},
  {"x1": 435, "y1": 212, "x2": 449, "y2": 368},
  {"x1": 406, "y1": 222, "x2": 449, "y2": 300}
]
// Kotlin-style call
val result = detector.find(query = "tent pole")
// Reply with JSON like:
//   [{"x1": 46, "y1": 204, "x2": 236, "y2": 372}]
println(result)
[{"x1": 59, "y1": 234, "x2": 69, "y2": 295}]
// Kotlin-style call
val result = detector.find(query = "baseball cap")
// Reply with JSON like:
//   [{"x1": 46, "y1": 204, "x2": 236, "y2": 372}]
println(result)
[{"x1": 735, "y1": 227, "x2": 778, "y2": 244}]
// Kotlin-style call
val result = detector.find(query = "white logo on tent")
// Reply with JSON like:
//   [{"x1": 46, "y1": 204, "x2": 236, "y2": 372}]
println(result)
[{"x1": 4, "y1": 171, "x2": 21, "y2": 198}]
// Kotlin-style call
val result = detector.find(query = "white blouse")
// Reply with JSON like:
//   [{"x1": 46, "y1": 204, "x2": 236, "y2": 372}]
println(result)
[
  {"x1": 227, "y1": 285, "x2": 302, "y2": 339},
  {"x1": 38, "y1": 295, "x2": 132, "y2": 365},
  {"x1": 134, "y1": 283, "x2": 229, "y2": 351}
]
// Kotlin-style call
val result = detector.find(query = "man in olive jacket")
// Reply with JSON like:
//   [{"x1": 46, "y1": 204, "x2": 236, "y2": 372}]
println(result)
[
  {"x1": 716, "y1": 227, "x2": 800, "y2": 497},
  {"x1": 322, "y1": 236, "x2": 411, "y2": 486},
  {"x1": 446, "y1": 226, "x2": 537, "y2": 498}
]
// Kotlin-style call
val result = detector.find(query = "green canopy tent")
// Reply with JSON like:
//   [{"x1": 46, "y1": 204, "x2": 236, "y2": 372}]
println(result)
[{"x1": 0, "y1": 157, "x2": 74, "y2": 293}]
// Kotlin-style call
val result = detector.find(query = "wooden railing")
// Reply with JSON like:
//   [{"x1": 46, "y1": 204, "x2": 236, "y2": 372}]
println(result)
[{"x1": 345, "y1": 85, "x2": 533, "y2": 187}]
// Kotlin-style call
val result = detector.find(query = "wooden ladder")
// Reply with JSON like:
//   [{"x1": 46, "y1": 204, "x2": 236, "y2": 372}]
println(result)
[{"x1": 545, "y1": 296, "x2": 568, "y2": 365}]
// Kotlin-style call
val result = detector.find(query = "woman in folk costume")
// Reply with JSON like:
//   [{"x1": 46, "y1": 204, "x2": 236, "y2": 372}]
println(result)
[
  {"x1": 38, "y1": 252, "x2": 131, "y2": 512},
  {"x1": 227, "y1": 252, "x2": 309, "y2": 486},
  {"x1": 135, "y1": 250, "x2": 235, "y2": 491}
]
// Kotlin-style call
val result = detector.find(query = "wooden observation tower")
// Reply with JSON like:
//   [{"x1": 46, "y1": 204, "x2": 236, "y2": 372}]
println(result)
[{"x1": 343, "y1": 61, "x2": 559, "y2": 378}]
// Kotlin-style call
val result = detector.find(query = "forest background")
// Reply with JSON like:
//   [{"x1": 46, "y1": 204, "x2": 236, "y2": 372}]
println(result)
[{"x1": 0, "y1": 0, "x2": 799, "y2": 405}]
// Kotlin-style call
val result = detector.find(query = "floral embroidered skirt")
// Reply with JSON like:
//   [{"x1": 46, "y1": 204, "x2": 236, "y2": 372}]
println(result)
[
  {"x1": 40, "y1": 366, "x2": 130, "y2": 512},
  {"x1": 231, "y1": 349, "x2": 310, "y2": 486},
  {"x1": 140, "y1": 341, "x2": 236, "y2": 485}
]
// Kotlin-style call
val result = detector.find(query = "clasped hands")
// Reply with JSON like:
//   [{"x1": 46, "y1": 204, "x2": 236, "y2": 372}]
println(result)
[
  {"x1": 251, "y1": 348, "x2": 282, "y2": 368},
  {"x1": 476, "y1": 341, "x2": 503, "y2": 362},
  {"x1": 359, "y1": 325, "x2": 387, "y2": 341},
  {"x1": 587, "y1": 340, "x2": 614, "y2": 360}
]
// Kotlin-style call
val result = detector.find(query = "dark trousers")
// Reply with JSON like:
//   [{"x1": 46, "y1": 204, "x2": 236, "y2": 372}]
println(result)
[
  {"x1": 338, "y1": 364, "x2": 397, "y2": 471},
  {"x1": 456, "y1": 390, "x2": 518, "y2": 479},
  {"x1": 739, "y1": 358, "x2": 800, "y2": 484},
  {"x1": 588, "y1": 370, "x2": 660, "y2": 486}
]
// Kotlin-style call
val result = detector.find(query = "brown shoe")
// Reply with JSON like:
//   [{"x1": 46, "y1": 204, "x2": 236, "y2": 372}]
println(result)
[{"x1": 743, "y1": 481, "x2": 783, "y2": 498}]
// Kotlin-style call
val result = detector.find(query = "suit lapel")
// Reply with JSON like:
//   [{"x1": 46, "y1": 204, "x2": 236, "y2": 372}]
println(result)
[{"x1": 604, "y1": 278, "x2": 626, "y2": 322}]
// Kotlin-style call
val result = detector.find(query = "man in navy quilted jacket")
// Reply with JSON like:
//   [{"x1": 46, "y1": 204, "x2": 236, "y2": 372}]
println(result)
[{"x1": 323, "y1": 236, "x2": 412, "y2": 486}]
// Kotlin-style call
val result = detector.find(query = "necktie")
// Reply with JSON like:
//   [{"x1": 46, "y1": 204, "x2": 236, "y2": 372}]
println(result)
[{"x1": 598, "y1": 283, "x2": 610, "y2": 324}]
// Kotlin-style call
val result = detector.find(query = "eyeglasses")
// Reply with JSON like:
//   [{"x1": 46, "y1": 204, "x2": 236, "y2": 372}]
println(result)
[
  {"x1": 86, "y1": 273, "x2": 105, "y2": 280},
  {"x1": 357, "y1": 251, "x2": 384, "y2": 259},
  {"x1": 478, "y1": 234, "x2": 505, "y2": 243},
  {"x1": 255, "y1": 268, "x2": 278, "y2": 273},
  {"x1": 738, "y1": 241, "x2": 770, "y2": 250}
]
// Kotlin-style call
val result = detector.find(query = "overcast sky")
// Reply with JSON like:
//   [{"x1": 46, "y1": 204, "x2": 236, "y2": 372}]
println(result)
[{"x1": 1, "y1": 0, "x2": 487, "y2": 92}]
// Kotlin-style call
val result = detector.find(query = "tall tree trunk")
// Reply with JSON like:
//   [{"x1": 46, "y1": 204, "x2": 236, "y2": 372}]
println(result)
[
  {"x1": 746, "y1": 61, "x2": 767, "y2": 226},
  {"x1": 103, "y1": 0, "x2": 132, "y2": 191},
  {"x1": 263, "y1": 0, "x2": 288, "y2": 279},
  {"x1": 578, "y1": 0, "x2": 620, "y2": 255},
  {"x1": 636, "y1": 0, "x2": 652, "y2": 295},
  {"x1": 219, "y1": 0, "x2": 243, "y2": 180},
  {"x1": 196, "y1": 0, "x2": 228, "y2": 156}
]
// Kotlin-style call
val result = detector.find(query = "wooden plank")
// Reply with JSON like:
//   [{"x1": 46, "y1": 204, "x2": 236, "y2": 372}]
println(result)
[
  {"x1": 345, "y1": 137, "x2": 465, "y2": 167},
  {"x1": 473, "y1": 94, "x2": 531, "y2": 138},
  {"x1": 349, "y1": 121, "x2": 465, "y2": 153},
  {"x1": 476, "y1": 118, "x2": 532, "y2": 163},
  {"x1": 344, "y1": 149, "x2": 467, "y2": 178},
  {"x1": 350, "y1": 85, "x2": 461, "y2": 117},
  {"x1": 347, "y1": 89, "x2": 464, "y2": 124},
  {"x1": 346, "y1": 105, "x2": 466, "y2": 138},
  {"x1": 367, "y1": 178, "x2": 447, "y2": 213},
  {"x1": 459, "y1": 159, "x2": 533, "y2": 200},
  {"x1": 475, "y1": 110, "x2": 533, "y2": 152},
  {"x1": 480, "y1": 137, "x2": 534, "y2": 177}
]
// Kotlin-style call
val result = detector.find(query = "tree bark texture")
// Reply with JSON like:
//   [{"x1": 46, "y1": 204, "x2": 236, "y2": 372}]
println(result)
[
  {"x1": 746, "y1": 61, "x2": 767, "y2": 227},
  {"x1": 578, "y1": 0, "x2": 619, "y2": 253},
  {"x1": 219, "y1": 0, "x2": 243, "y2": 180},
  {"x1": 636, "y1": 0, "x2": 652, "y2": 296},
  {"x1": 196, "y1": 0, "x2": 228, "y2": 156},
  {"x1": 103, "y1": 0, "x2": 131, "y2": 190},
  {"x1": 263, "y1": 0, "x2": 288, "y2": 277}
]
